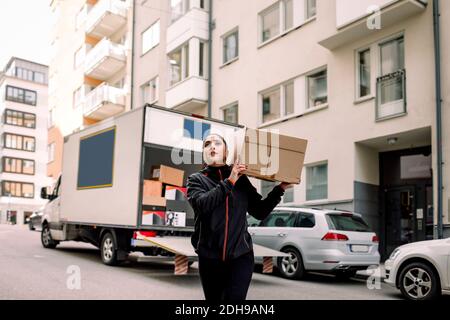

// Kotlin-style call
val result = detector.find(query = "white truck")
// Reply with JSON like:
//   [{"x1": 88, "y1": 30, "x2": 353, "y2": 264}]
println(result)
[{"x1": 40, "y1": 104, "x2": 286, "y2": 273}]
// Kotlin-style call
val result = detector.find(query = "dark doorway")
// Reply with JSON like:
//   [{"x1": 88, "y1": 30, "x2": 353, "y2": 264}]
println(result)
[{"x1": 379, "y1": 146, "x2": 432, "y2": 260}]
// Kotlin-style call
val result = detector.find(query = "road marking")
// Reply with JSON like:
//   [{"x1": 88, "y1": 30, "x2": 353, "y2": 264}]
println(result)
[{"x1": 33, "y1": 255, "x2": 45, "y2": 259}]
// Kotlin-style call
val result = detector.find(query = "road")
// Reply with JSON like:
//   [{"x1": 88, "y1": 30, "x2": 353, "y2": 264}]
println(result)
[{"x1": 0, "y1": 224, "x2": 403, "y2": 300}]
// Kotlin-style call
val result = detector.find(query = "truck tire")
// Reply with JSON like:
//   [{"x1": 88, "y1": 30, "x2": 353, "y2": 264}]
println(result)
[
  {"x1": 41, "y1": 224, "x2": 59, "y2": 249},
  {"x1": 101, "y1": 232, "x2": 119, "y2": 266}
]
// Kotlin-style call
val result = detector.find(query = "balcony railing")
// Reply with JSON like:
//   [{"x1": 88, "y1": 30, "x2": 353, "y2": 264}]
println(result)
[
  {"x1": 84, "y1": 38, "x2": 126, "y2": 80},
  {"x1": 84, "y1": 83, "x2": 125, "y2": 120},
  {"x1": 85, "y1": 0, "x2": 128, "y2": 38}
]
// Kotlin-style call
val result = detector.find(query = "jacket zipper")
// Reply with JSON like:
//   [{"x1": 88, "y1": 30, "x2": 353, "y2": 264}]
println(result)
[{"x1": 218, "y1": 169, "x2": 229, "y2": 261}]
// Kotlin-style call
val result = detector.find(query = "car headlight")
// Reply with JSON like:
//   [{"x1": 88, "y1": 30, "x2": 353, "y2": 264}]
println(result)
[{"x1": 389, "y1": 248, "x2": 401, "y2": 260}]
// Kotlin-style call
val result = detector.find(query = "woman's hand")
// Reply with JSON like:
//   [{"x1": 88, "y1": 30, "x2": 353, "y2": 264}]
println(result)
[
  {"x1": 279, "y1": 182, "x2": 293, "y2": 191},
  {"x1": 229, "y1": 159, "x2": 247, "y2": 183}
]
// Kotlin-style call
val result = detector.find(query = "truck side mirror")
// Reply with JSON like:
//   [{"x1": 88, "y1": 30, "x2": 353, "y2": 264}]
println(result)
[{"x1": 41, "y1": 187, "x2": 48, "y2": 200}]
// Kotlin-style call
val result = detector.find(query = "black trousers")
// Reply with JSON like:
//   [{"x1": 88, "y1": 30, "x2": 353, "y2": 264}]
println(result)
[{"x1": 198, "y1": 251, "x2": 254, "y2": 301}]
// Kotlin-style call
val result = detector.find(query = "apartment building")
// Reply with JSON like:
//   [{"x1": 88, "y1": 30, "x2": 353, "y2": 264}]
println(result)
[
  {"x1": 0, "y1": 57, "x2": 53, "y2": 225},
  {"x1": 48, "y1": 0, "x2": 133, "y2": 178}
]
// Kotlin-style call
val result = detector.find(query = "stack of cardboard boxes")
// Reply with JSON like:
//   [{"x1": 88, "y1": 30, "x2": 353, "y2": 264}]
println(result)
[{"x1": 142, "y1": 165, "x2": 194, "y2": 227}]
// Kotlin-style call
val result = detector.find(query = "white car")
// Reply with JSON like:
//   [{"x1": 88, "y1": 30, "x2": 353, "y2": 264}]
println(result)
[
  {"x1": 384, "y1": 239, "x2": 450, "y2": 300},
  {"x1": 248, "y1": 207, "x2": 380, "y2": 279}
]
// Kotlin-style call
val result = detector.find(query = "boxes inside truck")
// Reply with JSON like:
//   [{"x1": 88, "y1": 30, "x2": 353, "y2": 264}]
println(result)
[
  {"x1": 150, "y1": 165, "x2": 185, "y2": 187},
  {"x1": 234, "y1": 127, "x2": 308, "y2": 184}
]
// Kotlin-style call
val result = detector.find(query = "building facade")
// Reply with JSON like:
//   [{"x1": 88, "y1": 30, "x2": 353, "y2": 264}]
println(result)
[{"x1": 0, "y1": 57, "x2": 53, "y2": 225}]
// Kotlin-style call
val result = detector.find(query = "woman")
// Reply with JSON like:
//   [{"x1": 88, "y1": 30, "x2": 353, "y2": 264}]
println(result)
[{"x1": 186, "y1": 133, "x2": 291, "y2": 301}]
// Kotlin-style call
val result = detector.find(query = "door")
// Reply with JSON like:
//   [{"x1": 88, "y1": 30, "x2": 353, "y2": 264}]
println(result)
[
  {"x1": 249, "y1": 211, "x2": 297, "y2": 250},
  {"x1": 385, "y1": 186, "x2": 415, "y2": 258}
]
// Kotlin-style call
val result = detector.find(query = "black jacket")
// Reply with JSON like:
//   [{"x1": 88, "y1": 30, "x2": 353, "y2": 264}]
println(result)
[{"x1": 186, "y1": 165, "x2": 285, "y2": 260}]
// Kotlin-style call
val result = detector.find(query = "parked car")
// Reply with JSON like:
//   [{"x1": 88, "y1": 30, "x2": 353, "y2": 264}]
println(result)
[
  {"x1": 248, "y1": 207, "x2": 380, "y2": 279},
  {"x1": 384, "y1": 239, "x2": 450, "y2": 300},
  {"x1": 27, "y1": 210, "x2": 43, "y2": 231}
]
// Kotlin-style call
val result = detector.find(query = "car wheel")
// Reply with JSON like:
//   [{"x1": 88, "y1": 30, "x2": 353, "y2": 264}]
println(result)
[
  {"x1": 277, "y1": 247, "x2": 306, "y2": 280},
  {"x1": 41, "y1": 224, "x2": 58, "y2": 249},
  {"x1": 101, "y1": 232, "x2": 118, "y2": 266},
  {"x1": 399, "y1": 262, "x2": 441, "y2": 300}
]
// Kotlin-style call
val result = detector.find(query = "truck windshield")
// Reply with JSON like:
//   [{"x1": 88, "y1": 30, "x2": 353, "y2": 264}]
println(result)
[{"x1": 326, "y1": 214, "x2": 371, "y2": 232}]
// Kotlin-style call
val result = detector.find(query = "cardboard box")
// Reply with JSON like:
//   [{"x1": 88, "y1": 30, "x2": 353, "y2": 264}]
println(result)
[
  {"x1": 143, "y1": 180, "x2": 164, "y2": 197},
  {"x1": 165, "y1": 211, "x2": 186, "y2": 227},
  {"x1": 234, "y1": 128, "x2": 308, "y2": 184},
  {"x1": 142, "y1": 195, "x2": 167, "y2": 207},
  {"x1": 150, "y1": 165, "x2": 185, "y2": 187},
  {"x1": 165, "y1": 186, "x2": 187, "y2": 201},
  {"x1": 142, "y1": 211, "x2": 166, "y2": 226}
]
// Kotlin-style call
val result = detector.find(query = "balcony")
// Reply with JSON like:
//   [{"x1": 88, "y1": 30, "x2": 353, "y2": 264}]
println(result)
[
  {"x1": 165, "y1": 77, "x2": 208, "y2": 114},
  {"x1": 84, "y1": 38, "x2": 126, "y2": 80},
  {"x1": 166, "y1": 8, "x2": 209, "y2": 53},
  {"x1": 319, "y1": 0, "x2": 427, "y2": 50},
  {"x1": 83, "y1": 83, "x2": 125, "y2": 120},
  {"x1": 85, "y1": 0, "x2": 128, "y2": 39}
]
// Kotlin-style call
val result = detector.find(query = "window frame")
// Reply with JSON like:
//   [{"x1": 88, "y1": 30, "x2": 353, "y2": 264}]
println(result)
[
  {"x1": 141, "y1": 20, "x2": 160, "y2": 55},
  {"x1": 5, "y1": 85, "x2": 37, "y2": 106},
  {"x1": 2, "y1": 157, "x2": 35, "y2": 175},
  {"x1": 141, "y1": 76, "x2": 159, "y2": 105},
  {"x1": 2, "y1": 132, "x2": 36, "y2": 152},
  {"x1": 1, "y1": 180, "x2": 34, "y2": 199},
  {"x1": 356, "y1": 47, "x2": 372, "y2": 100},
  {"x1": 3, "y1": 109, "x2": 36, "y2": 129},
  {"x1": 222, "y1": 102, "x2": 239, "y2": 124},
  {"x1": 222, "y1": 28, "x2": 239, "y2": 65},
  {"x1": 306, "y1": 67, "x2": 328, "y2": 110},
  {"x1": 305, "y1": 161, "x2": 328, "y2": 202},
  {"x1": 168, "y1": 43, "x2": 190, "y2": 87}
]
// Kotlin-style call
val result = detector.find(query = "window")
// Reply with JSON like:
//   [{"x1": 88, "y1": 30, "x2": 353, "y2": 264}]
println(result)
[
  {"x1": 297, "y1": 212, "x2": 316, "y2": 228},
  {"x1": 376, "y1": 36, "x2": 406, "y2": 120},
  {"x1": 3, "y1": 133, "x2": 35, "y2": 152},
  {"x1": 1, "y1": 181, "x2": 34, "y2": 198},
  {"x1": 169, "y1": 43, "x2": 189, "y2": 86},
  {"x1": 74, "y1": 46, "x2": 85, "y2": 69},
  {"x1": 326, "y1": 214, "x2": 371, "y2": 232},
  {"x1": 260, "y1": 0, "x2": 316, "y2": 44},
  {"x1": 306, "y1": 163, "x2": 327, "y2": 201},
  {"x1": 306, "y1": 0, "x2": 317, "y2": 19},
  {"x1": 13, "y1": 67, "x2": 46, "y2": 84},
  {"x1": 142, "y1": 20, "x2": 160, "y2": 55},
  {"x1": 307, "y1": 69, "x2": 327, "y2": 108},
  {"x1": 5, "y1": 85, "x2": 37, "y2": 106},
  {"x1": 183, "y1": 119, "x2": 210, "y2": 140},
  {"x1": 261, "y1": 81, "x2": 294, "y2": 123},
  {"x1": 358, "y1": 48, "x2": 371, "y2": 98},
  {"x1": 171, "y1": 0, "x2": 190, "y2": 24},
  {"x1": 199, "y1": 41, "x2": 207, "y2": 77},
  {"x1": 223, "y1": 103, "x2": 238, "y2": 124},
  {"x1": 141, "y1": 76, "x2": 159, "y2": 104},
  {"x1": 223, "y1": 30, "x2": 239, "y2": 64},
  {"x1": 2, "y1": 157, "x2": 35, "y2": 175},
  {"x1": 261, "y1": 4, "x2": 280, "y2": 43},
  {"x1": 261, "y1": 212, "x2": 296, "y2": 227},
  {"x1": 262, "y1": 87, "x2": 281, "y2": 123},
  {"x1": 48, "y1": 143, "x2": 55, "y2": 163},
  {"x1": 73, "y1": 86, "x2": 83, "y2": 109},
  {"x1": 4, "y1": 109, "x2": 36, "y2": 129},
  {"x1": 261, "y1": 180, "x2": 294, "y2": 203}
]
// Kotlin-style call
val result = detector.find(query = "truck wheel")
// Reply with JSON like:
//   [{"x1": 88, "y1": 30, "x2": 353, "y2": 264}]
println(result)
[
  {"x1": 41, "y1": 224, "x2": 58, "y2": 249},
  {"x1": 101, "y1": 232, "x2": 118, "y2": 266}
]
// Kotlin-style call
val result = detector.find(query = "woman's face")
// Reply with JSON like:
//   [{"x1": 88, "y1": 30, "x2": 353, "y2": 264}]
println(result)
[{"x1": 203, "y1": 134, "x2": 227, "y2": 167}]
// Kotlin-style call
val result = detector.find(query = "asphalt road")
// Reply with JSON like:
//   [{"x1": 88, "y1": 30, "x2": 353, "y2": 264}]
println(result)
[{"x1": 0, "y1": 224, "x2": 403, "y2": 300}]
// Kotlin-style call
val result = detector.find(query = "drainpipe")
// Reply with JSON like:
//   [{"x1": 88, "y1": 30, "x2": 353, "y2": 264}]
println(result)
[
  {"x1": 130, "y1": 0, "x2": 136, "y2": 110},
  {"x1": 207, "y1": 0, "x2": 213, "y2": 117},
  {"x1": 433, "y1": 0, "x2": 444, "y2": 239}
]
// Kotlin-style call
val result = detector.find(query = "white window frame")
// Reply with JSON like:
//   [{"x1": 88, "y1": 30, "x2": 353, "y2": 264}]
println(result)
[
  {"x1": 74, "y1": 45, "x2": 85, "y2": 69},
  {"x1": 142, "y1": 20, "x2": 160, "y2": 55},
  {"x1": 48, "y1": 143, "x2": 55, "y2": 164},
  {"x1": 355, "y1": 46, "x2": 373, "y2": 101},
  {"x1": 170, "y1": 0, "x2": 190, "y2": 24},
  {"x1": 168, "y1": 43, "x2": 190, "y2": 87},
  {"x1": 221, "y1": 102, "x2": 239, "y2": 124},
  {"x1": 222, "y1": 28, "x2": 239, "y2": 65},
  {"x1": 141, "y1": 76, "x2": 159, "y2": 105},
  {"x1": 259, "y1": 80, "x2": 295, "y2": 124},
  {"x1": 48, "y1": 108, "x2": 55, "y2": 129},
  {"x1": 306, "y1": 67, "x2": 328, "y2": 110},
  {"x1": 305, "y1": 161, "x2": 328, "y2": 202}
]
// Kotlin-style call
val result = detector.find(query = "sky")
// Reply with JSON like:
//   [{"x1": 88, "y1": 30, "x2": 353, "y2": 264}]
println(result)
[{"x1": 0, "y1": 0, "x2": 51, "y2": 69}]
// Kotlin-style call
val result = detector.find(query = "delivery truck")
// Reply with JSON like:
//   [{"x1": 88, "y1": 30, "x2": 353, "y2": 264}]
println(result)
[{"x1": 40, "y1": 104, "x2": 287, "y2": 274}]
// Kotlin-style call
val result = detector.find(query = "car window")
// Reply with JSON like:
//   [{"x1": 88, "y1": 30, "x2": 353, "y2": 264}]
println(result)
[
  {"x1": 261, "y1": 212, "x2": 296, "y2": 227},
  {"x1": 296, "y1": 213, "x2": 316, "y2": 228},
  {"x1": 247, "y1": 215, "x2": 260, "y2": 227},
  {"x1": 326, "y1": 214, "x2": 371, "y2": 232}
]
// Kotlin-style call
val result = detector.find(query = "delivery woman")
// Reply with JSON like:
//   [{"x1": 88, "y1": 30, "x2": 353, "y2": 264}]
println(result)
[{"x1": 186, "y1": 133, "x2": 291, "y2": 301}]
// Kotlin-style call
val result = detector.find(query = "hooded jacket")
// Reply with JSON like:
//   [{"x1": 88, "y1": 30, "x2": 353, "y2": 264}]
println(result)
[{"x1": 186, "y1": 165, "x2": 285, "y2": 260}]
